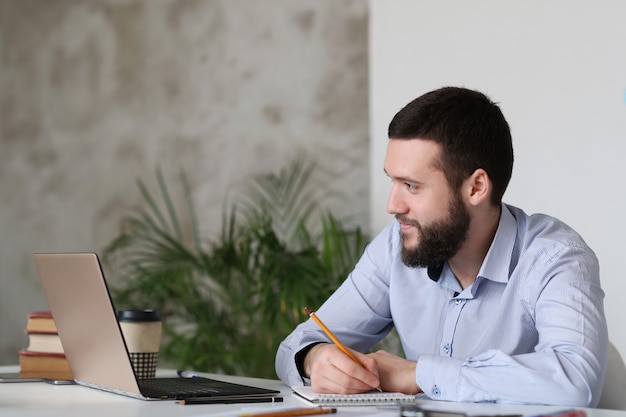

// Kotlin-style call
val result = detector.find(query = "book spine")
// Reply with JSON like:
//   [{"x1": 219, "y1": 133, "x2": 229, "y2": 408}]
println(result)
[
  {"x1": 27, "y1": 311, "x2": 53, "y2": 319},
  {"x1": 19, "y1": 350, "x2": 66, "y2": 358},
  {"x1": 25, "y1": 330, "x2": 59, "y2": 335}
]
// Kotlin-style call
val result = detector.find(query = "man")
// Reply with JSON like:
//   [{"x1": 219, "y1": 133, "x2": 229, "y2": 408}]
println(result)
[{"x1": 275, "y1": 87, "x2": 608, "y2": 406}]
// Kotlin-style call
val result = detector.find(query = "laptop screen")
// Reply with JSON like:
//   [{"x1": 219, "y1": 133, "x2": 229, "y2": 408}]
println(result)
[
  {"x1": 34, "y1": 253, "x2": 142, "y2": 395},
  {"x1": 34, "y1": 252, "x2": 281, "y2": 401}
]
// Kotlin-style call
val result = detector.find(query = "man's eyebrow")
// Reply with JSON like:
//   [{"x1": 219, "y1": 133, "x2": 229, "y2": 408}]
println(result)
[{"x1": 383, "y1": 168, "x2": 423, "y2": 185}]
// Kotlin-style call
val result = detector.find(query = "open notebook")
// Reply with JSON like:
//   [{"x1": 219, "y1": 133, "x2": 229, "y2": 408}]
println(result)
[
  {"x1": 292, "y1": 385, "x2": 418, "y2": 406},
  {"x1": 33, "y1": 252, "x2": 281, "y2": 401}
]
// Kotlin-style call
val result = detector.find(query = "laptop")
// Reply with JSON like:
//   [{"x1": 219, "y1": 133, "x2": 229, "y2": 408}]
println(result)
[{"x1": 33, "y1": 252, "x2": 281, "y2": 401}]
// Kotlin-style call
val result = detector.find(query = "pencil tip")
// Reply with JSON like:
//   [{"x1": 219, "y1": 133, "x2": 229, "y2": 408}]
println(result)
[{"x1": 304, "y1": 306, "x2": 313, "y2": 315}]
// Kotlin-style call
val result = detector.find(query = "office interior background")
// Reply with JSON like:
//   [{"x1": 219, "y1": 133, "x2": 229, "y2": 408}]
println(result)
[
  {"x1": 2, "y1": 0, "x2": 625, "y2": 370},
  {"x1": 0, "y1": 0, "x2": 369, "y2": 364}
]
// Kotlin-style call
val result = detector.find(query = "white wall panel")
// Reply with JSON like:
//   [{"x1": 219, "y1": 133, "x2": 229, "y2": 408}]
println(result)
[{"x1": 370, "y1": 0, "x2": 626, "y2": 358}]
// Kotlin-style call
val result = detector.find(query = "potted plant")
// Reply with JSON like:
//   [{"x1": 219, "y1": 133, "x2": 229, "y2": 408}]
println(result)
[{"x1": 103, "y1": 156, "x2": 368, "y2": 378}]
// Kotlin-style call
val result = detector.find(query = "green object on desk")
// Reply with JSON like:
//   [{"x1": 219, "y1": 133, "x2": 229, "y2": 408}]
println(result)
[{"x1": 102, "y1": 157, "x2": 369, "y2": 379}]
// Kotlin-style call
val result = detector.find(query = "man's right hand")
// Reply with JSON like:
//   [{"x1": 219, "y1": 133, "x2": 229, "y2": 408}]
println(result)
[{"x1": 303, "y1": 343, "x2": 381, "y2": 394}]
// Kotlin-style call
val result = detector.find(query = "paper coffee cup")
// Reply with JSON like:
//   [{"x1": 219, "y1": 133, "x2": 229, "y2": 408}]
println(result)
[{"x1": 118, "y1": 310, "x2": 162, "y2": 379}]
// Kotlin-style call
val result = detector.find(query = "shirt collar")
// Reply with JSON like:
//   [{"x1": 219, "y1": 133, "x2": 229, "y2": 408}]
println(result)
[
  {"x1": 427, "y1": 204, "x2": 516, "y2": 285},
  {"x1": 477, "y1": 203, "x2": 516, "y2": 284}
]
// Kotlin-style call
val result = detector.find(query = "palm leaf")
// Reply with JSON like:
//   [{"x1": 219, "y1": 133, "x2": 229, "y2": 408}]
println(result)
[{"x1": 102, "y1": 155, "x2": 369, "y2": 378}]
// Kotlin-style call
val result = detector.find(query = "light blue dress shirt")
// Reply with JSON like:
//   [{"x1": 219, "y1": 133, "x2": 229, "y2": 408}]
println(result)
[{"x1": 275, "y1": 204, "x2": 608, "y2": 407}]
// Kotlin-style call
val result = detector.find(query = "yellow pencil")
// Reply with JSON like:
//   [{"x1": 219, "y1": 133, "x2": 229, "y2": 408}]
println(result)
[
  {"x1": 304, "y1": 306, "x2": 382, "y2": 391},
  {"x1": 304, "y1": 307, "x2": 360, "y2": 363},
  {"x1": 241, "y1": 407, "x2": 336, "y2": 417}
]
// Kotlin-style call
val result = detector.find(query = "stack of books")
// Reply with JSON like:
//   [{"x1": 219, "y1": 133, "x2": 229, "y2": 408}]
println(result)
[{"x1": 19, "y1": 311, "x2": 73, "y2": 380}]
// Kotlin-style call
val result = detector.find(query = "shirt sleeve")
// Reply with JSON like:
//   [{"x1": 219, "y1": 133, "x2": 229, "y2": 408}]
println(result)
[
  {"x1": 274, "y1": 277, "x2": 395, "y2": 386},
  {"x1": 415, "y1": 243, "x2": 608, "y2": 407},
  {"x1": 275, "y1": 223, "x2": 396, "y2": 387}
]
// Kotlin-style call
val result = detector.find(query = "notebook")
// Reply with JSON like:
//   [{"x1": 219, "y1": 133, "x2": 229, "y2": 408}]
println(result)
[
  {"x1": 292, "y1": 385, "x2": 418, "y2": 406},
  {"x1": 33, "y1": 252, "x2": 281, "y2": 401}
]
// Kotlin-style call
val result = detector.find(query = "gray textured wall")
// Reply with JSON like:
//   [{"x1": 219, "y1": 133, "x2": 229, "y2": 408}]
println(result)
[{"x1": 0, "y1": 0, "x2": 369, "y2": 365}]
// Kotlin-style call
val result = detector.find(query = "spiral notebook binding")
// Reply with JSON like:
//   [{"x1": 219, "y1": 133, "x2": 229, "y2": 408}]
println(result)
[
  {"x1": 316, "y1": 392, "x2": 416, "y2": 406},
  {"x1": 292, "y1": 386, "x2": 417, "y2": 407}
]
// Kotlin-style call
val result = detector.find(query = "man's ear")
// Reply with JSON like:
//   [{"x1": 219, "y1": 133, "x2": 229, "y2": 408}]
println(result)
[{"x1": 466, "y1": 168, "x2": 491, "y2": 206}]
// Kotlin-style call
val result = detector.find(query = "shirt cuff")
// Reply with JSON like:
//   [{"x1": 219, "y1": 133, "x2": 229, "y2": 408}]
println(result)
[
  {"x1": 415, "y1": 354, "x2": 464, "y2": 401},
  {"x1": 294, "y1": 342, "x2": 327, "y2": 382}
]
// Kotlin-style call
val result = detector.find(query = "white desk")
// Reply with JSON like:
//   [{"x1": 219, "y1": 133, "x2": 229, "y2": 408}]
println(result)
[{"x1": 0, "y1": 366, "x2": 624, "y2": 417}]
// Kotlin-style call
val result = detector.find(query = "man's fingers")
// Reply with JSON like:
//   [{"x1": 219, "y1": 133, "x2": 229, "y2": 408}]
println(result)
[{"x1": 310, "y1": 345, "x2": 380, "y2": 393}]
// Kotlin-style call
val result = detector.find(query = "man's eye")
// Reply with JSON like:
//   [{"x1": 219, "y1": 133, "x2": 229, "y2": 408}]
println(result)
[{"x1": 406, "y1": 183, "x2": 418, "y2": 191}]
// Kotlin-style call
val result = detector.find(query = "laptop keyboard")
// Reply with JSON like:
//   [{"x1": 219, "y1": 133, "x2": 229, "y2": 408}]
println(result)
[{"x1": 138, "y1": 377, "x2": 221, "y2": 398}]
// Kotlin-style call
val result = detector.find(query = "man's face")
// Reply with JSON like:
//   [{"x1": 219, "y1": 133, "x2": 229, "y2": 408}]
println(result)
[{"x1": 384, "y1": 139, "x2": 470, "y2": 268}]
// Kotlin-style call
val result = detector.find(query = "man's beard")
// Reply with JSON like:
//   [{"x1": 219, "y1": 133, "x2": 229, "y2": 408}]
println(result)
[{"x1": 398, "y1": 193, "x2": 470, "y2": 268}]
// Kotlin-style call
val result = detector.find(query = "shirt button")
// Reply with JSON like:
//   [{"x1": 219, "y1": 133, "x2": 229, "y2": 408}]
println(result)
[
  {"x1": 455, "y1": 299, "x2": 462, "y2": 305},
  {"x1": 442, "y1": 343, "x2": 451, "y2": 354},
  {"x1": 432, "y1": 385, "x2": 441, "y2": 397}
]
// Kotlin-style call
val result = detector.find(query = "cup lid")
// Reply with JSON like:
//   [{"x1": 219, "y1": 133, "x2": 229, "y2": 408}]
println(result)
[{"x1": 117, "y1": 309, "x2": 161, "y2": 322}]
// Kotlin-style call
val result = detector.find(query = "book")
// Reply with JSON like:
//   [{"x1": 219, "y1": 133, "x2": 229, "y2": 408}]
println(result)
[
  {"x1": 19, "y1": 310, "x2": 73, "y2": 380},
  {"x1": 25, "y1": 311, "x2": 57, "y2": 334},
  {"x1": 292, "y1": 385, "x2": 418, "y2": 406},
  {"x1": 23, "y1": 310, "x2": 65, "y2": 355},
  {"x1": 18, "y1": 350, "x2": 73, "y2": 380},
  {"x1": 26, "y1": 332, "x2": 65, "y2": 354}
]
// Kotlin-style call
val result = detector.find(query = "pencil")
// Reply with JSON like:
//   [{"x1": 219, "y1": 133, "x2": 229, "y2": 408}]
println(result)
[
  {"x1": 304, "y1": 307, "x2": 360, "y2": 363},
  {"x1": 241, "y1": 407, "x2": 337, "y2": 417},
  {"x1": 304, "y1": 306, "x2": 382, "y2": 391},
  {"x1": 178, "y1": 396, "x2": 283, "y2": 405}
]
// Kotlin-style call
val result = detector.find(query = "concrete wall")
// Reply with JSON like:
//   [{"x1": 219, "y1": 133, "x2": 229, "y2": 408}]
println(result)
[{"x1": 0, "y1": 0, "x2": 369, "y2": 364}]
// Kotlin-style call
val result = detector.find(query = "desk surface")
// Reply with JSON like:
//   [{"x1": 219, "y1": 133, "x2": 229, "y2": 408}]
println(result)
[{"x1": 0, "y1": 366, "x2": 624, "y2": 417}]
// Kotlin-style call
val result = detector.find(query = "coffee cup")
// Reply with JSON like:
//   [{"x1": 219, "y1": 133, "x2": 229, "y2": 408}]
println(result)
[{"x1": 117, "y1": 309, "x2": 162, "y2": 379}]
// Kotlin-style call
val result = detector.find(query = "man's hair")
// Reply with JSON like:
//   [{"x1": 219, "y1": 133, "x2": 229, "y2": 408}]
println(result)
[{"x1": 388, "y1": 87, "x2": 514, "y2": 205}]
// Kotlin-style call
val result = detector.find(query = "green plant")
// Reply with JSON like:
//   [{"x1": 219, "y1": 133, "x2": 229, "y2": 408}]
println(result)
[{"x1": 103, "y1": 157, "x2": 368, "y2": 378}]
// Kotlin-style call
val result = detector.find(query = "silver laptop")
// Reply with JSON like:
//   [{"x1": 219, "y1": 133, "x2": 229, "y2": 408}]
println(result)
[{"x1": 33, "y1": 252, "x2": 280, "y2": 401}]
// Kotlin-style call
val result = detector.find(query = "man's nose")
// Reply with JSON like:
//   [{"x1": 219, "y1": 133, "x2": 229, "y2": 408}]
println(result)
[{"x1": 387, "y1": 185, "x2": 408, "y2": 215}]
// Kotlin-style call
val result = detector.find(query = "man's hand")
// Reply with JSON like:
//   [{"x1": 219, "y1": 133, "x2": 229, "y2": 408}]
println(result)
[
  {"x1": 368, "y1": 350, "x2": 421, "y2": 394},
  {"x1": 304, "y1": 343, "x2": 381, "y2": 394}
]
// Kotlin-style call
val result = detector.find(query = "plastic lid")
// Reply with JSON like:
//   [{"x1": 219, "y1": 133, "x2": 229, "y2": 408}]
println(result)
[{"x1": 117, "y1": 309, "x2": 161, "y2": 322}]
